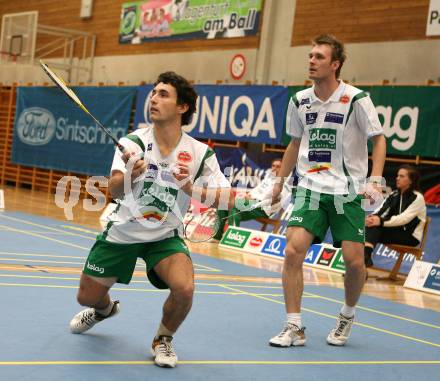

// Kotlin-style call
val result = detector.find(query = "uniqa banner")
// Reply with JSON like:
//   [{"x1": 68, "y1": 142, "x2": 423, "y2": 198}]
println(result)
[
  {"x1": 119, "y1": 0, "x2": 263, "y2": 44},
  {"x1": 134, "y1": 84, "x2": 288, "y2": 144},
  {"x1": 286, "y1": 86, "x2": 440, "y2": 157},
  {"x1": 12, "y1": 87, "x2": 136, "y2": 175}
]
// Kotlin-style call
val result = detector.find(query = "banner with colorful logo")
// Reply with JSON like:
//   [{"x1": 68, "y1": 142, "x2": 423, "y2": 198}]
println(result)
[
  {"x1": 134, "y1": 84, "x2": 289, "y2": 144},
  {"x1": 119, "y1": 0, "x2": 263, "y2": 44},
  {"x1": 287, "y1": 86, "x2": 440, "y2": 157},
  {"x1": 12, "y1": 87, "x2": 136, "y2": 175},
  {"x1": 219, "y1": 226, "x2": 347, "y2": 274}
]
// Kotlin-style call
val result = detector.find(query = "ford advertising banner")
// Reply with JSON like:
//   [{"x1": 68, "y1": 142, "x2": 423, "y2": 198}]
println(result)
[
  {"x1": 12, "y1": 87, "x2": 136, "y2": 175},
  {"x1": 134, "y1": 84, "x2": 289, "y2": 144},
  {"x1": 119, "y1": 0, "x2": 263, "y2": 44}
]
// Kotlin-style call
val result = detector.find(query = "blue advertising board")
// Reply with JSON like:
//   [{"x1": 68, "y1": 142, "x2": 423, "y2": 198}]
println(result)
[
  {"x1": 12, "y1": 86, "x2": 136, "y2": 175},
  {"x1": 134, "y1": 84, "x2": 288, "y2": 144}
]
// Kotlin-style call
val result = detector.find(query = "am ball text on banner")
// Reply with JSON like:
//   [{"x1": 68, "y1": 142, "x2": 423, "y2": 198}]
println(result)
[
  {"x1": 119, "y1": 0, "x2": 263, "y2": 44},
  {"x1": 12, "y1": 87, "x2": 136, "y2": 176},
  {"x1": 134, "y1": 84, "x2": 289, "y2": 145}
]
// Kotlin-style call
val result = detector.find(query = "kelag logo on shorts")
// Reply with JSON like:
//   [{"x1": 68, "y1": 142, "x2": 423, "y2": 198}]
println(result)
[
  {"x1": 423, "y1": 265, "x2": 440, "y2": 292},
  {"x1": 317, "y1": 247, "x2": 337, "y2": 266},
  {"x1": 262, "y1": 236, "x2": 286, "y2": 257},
  {"x1": 221, "y1": 228, "x2": 251, "y2": 248},
  {"x1": 309, "y1": 128, "x2": 336, "y2": 149},
  {"x1": 16, "y1": 107, "x2": 56, "y2": 145}
]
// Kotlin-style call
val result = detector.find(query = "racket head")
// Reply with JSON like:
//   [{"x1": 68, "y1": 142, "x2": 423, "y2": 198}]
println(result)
[
  {"x1": 39, "y1": 60, "x2": 85, "y2": 108},
  {"x1": 183, "y1": 208, "x2": 222, "y2": 243}
]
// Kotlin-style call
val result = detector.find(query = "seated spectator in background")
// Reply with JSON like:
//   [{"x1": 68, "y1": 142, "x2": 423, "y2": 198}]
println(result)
[
  {"x1": 364, "y1": 165, "x2": 427, "y2": 267},
  {"x1": 213, "y1": 159, "x2": 292, "y2": 240}
]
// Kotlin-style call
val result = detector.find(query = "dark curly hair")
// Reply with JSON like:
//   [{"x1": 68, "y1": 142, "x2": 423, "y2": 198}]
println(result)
[
  {"x1": 312, "y1": 34, "x2": 346, "y2": 78},
  {"x1": 154, "y1": 71, "x2": 198, "y2": 125}
]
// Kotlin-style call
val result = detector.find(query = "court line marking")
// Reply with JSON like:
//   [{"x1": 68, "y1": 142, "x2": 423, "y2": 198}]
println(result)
[
  {"x1": 0, "y1": 225, "x2": 90, "y2": 250},
  {"x1": 195, "y1": 283, "x2": 440, "y2": 330},
  {"x1": 0, "y1": 214, "x2": 96, "y2": 240},
  {"x1": 0, "y1": 360, "x2": 439, "y2": 366},
  {"x1": 218, "y1": 284, "x2": 440, "y2": 348},
  {"x1": 2, "y1": 216, "x2": 438, "y2": 332},
  {"x1": 303, "y1": 291, "x2": 440, "y2": 330},
  {"x1": 0, "y1": 282, "x2": 284, "y2": 296}
]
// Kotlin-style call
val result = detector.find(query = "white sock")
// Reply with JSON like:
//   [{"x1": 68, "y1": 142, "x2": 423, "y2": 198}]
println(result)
[
  {"x1": 340, "y1": 304, "x2": 356, "y2": 318},
  {"x1": 155, "y1": 322, "x2": 175, "y2": 339},
  {"x1": 95, "y1": 300, "x2": 114, "y2": 317},
  {"x1": 286, "y1": 313, "x2": 302, "y2": 328}
]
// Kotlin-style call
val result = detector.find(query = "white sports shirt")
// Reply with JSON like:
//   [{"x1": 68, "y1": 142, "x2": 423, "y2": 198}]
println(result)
[
  {"x1": 103, "y1": 127, "x2": 230, "y2": 243},
  {"x1": 286, "y1": 81, "x2": 383, "y2": 195}
]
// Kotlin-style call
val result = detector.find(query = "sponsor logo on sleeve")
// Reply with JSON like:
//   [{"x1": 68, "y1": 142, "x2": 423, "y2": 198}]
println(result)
[
  {"x1": 300, "y1": 98, "x2": 310, "y2": 105},
  {"x1": 324, "y1": 112, "x2": 344, "y2": 124}
]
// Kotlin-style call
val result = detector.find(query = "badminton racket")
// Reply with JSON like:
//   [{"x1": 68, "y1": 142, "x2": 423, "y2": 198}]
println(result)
[
  {"x1": 183, "y1": 199, "x2": 273, "y2": 243},
  {"x1": 39, "y1": 60, "x2": 127, "y2": 154}
]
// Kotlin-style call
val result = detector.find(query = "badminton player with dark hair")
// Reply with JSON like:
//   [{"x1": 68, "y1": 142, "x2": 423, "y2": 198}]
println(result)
[
  {"x1": 69, "y1": 71, "x2": 231, "y2": 368},
  {"x1": 268, "y1": 34, "x2": 386, "y2": 348}
]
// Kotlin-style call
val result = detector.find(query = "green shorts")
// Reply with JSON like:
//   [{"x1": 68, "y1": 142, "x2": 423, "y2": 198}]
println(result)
[
  {"x1": 83, "y1": 234, "x2": 191, "y2": 289},
  {"x1": 287, "y1": 187, "x2": 365, "y2": 247}
]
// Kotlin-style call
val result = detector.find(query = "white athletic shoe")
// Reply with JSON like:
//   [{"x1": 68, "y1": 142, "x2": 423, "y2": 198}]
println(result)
[
  {"x1": 326, "y1": 313, "x2": 354, "y2": 346},
  {"x1": 151, "y1": 335, "x2": 178, "y2": 368},
  {"x1": 69, "y1": 301, "x2": 120, "y2": 334},
  {"x1": 269, "y1": 323, "x2": 306, "y2": 347}
]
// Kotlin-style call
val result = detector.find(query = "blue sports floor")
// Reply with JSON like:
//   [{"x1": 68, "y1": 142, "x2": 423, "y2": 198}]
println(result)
[{"x1": 0, "y1": 211, "x2": 439, "y2": 381}]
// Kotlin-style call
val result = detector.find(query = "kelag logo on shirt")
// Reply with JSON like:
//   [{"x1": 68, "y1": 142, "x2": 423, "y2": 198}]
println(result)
[{"x1": 309, "y1": 128, "x2": 337, "y2": 149}]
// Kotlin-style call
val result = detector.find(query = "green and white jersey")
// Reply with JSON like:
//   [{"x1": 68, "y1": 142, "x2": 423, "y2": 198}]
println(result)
[
  {"x1": 103, "y1": 127, "x2": 230, "y2": 244},
  {"x1": 286, "y1": 81, "x2": 383, "y2": 195}
]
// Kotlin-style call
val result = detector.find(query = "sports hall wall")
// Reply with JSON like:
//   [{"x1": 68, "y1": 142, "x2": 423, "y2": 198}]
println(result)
[{"x1": 0, "y1": 0, "x2": 439, "y2": 84}]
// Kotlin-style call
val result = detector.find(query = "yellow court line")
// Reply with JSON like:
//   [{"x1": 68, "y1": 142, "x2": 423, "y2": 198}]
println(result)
[
  {"x1": 303, "y1": 291, "x2": 440, "y2": 330},
  {"x1": 0, "y1": 258, "x2": 83, "y2": 266},
  {"x1": 1, "y1": 216, "x2": 438, "y2": 332},
  {"x1": 0, "y1": 360, "x2": 439, "y2": 366},
  {"x1": 192, "y1": 263, "x2": 222, "y2": 272},
  {"x1": 196, "y1": 283, "x2": 440, "y2": 331},
  {"x1": 61, "y1": 225, "x2": 99, "y2": 235},
  {"x1": 0, "y1": 282, "x2": 282, "y2": 296},
  {"x1": 0, "y1": 214, "x2": 96, "y2": 240},
  {"x1": 0, "y1": 225, "x2": 90, "y2": 250},
  {"x1": 218, "y1": 284, "x2": 440, "y2": 348},
  {"x1": 0, "y1": 252, "x2": 86, "y2": 260}
]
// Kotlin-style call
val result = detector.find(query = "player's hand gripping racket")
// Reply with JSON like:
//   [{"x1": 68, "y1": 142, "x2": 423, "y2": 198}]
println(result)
[
  {"x1": 39, "y1": 60, "x2": 127, "y2": 155},
  {"x1": 183, "y1": 199, "x2": 274, "y2": 243}
]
